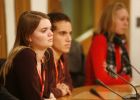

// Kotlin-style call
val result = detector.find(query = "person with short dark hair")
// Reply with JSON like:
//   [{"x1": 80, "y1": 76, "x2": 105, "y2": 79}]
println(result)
[{"x1": 47, "y1": 12, "x2": 73, "y2": 98}]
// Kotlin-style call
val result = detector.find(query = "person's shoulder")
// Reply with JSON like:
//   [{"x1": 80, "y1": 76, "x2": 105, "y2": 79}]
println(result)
[
  {"x1": 93, "y1": 34, "x2": 106, "y2": 40},
  {"x1": 46, "y1": 47, "x2": 53, "y2": 53},
  {"x1": 19, "y1": 48, "x2": 35, "y2": 56},
  {"x1": 15, "y1": 47, "x2": 36, "y2": 60},
  {"x1": 92, "y1": 34, "x2": 107, "y2": 44},
  {"x1": 45, "y1": 47, "x2": 53, "y2": 60},
  {"x1": 46, "y1": 47, "x2": 54, "y2": 57}
]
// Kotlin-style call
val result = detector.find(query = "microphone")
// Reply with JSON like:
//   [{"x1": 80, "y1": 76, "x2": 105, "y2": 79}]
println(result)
[
  {"x1": 96, "y1": 79, "x2": 126, "y2": 100},
  {"x1": 89, "y1": 88, "x2": 105, "y2": 100},
  {"x1": 107, "y1": 68, "x2": 140, "y2": 100}
]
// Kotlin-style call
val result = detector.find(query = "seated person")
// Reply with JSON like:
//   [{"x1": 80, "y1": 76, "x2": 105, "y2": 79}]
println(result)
[
  {"x1": 85, "y1": 1, "x2": 132, "y2": 85},
  {"x1": 47, "y1": 12, "x2": 73, "y2": 98},
  {"x1": 0, "y1": 11, "x2": 55, "y2": 100}
]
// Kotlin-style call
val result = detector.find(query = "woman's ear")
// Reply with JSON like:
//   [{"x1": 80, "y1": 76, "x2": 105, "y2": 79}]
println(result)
[
  {"x1": 28, "y1": 36, "x2": 32, "y2": 42},
  {"x1": 27, "y1": 37, "x2": 32, "y2": 47}
]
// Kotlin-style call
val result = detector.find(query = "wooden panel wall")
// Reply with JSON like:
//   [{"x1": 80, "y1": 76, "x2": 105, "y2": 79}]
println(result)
[
  {"x1": 0, "y1": 0, "x2": 7, "y2": 58},
  {"x1": 48, "y1": 0, "x2": 63, "y2": 13},
  {"x1": 15, "y1": 0, "x2": 30, "y2": 25},
  {"x1": 0, "y1": 0, "x2": 30, "y2": 58}
]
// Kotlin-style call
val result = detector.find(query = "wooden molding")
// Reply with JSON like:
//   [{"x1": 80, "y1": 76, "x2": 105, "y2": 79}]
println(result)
[
  {"x1": 15, "y1": 0, "x2": 30, "y2": 25},
  {"x1": 0, "y1": 0, "x2": 7, "y2": 58},
  {"x1": 48, "y1": 0, "x2": 63, "y2": 13}
]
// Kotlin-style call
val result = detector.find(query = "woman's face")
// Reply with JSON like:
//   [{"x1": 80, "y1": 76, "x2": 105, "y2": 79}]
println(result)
[
  {"x1": 114, "y1": 8, "x2": 129, "y2": 35},
  {"x1": 29, "y1": 18, "x2": 53, "y2": 50}
]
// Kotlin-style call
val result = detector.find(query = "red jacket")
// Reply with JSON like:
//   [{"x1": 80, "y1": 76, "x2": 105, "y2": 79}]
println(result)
[{"x1": 85, "y1": 34, "x2": 131, "y2": 85}]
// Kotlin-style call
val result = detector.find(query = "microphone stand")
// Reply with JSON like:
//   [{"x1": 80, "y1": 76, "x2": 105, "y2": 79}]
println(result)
[
  {"x1": 131, "y1": 65, "x2": 140, "y2": 75},
  {"x1": 96, "y1": 79, "x2": 126, "y2": 100},
  {"x1": 123, "y1": 55, "x2": 140, "y2": 75},
  {"x1": 109, "y1": 69, "x2": 140, "y2": 100},
  {"x1": 89, "y1": 88, "x2": 105, "y2": 100}
]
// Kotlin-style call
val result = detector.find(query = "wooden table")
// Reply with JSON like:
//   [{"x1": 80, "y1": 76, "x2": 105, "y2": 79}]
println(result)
[{"x1": 58, "y1": 85, "x2": 140, "y2": 100}]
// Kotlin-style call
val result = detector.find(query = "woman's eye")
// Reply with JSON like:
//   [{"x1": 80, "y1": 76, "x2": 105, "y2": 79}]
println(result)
[
  {"x1": 42, "y1": 30, "x2": 46, "y2": 32},
  {"x1": 41, "y1": 29, "x2": 47, "y2": 33}
]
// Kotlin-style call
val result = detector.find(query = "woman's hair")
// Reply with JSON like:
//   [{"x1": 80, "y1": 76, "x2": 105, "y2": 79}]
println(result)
[
  {"x1": 0, "y1": 11, "x2": 49, "y2": 83},
  {"x1": 96, "y1": 1, "x2": 128, "y2": 41},
  {"x1": 14, "y1": 11, "x2": 49, "y2": 47},
  {"x1": 47, "y1": 12, "x2": 71, "y2": 31}
]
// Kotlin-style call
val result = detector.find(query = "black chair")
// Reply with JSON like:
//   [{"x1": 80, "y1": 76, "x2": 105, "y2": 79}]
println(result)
[
  {"x1": 0, "y1": 86, "x2": 19, "y2": 100},
  {"x1": 67, "y1": 40, "x2": 85, "y2": 87},
  {"x1": 0, "y1": 59, "x2": 19, "y2": 100}
]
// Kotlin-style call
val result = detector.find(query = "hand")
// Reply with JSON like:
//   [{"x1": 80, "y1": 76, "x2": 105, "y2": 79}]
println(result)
[
  {"x1": 61, "y1": 83, "x2": 71, "y2": 95},
  {"x1": 57, "y1": 83, "x2": 71, "y2": 96}
]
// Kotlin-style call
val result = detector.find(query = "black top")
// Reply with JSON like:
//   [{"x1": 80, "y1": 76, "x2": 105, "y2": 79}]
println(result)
[{"x1": 5, "y1": 48, "x2": 49, "y2": 100}]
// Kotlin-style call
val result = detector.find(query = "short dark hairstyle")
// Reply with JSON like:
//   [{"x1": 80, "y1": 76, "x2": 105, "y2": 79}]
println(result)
[{"x1": 47, "y1": 12, "x2": 71, "y2": 31}]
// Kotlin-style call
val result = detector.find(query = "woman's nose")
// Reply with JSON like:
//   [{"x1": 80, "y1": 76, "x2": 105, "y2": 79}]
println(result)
[{"x1": 48, "y1": 30, "x2": 53, "y2": 37}]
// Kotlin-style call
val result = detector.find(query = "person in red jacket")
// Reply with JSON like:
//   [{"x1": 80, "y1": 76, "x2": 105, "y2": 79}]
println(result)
[{"x1": 85, "y1": 1, "x2": 132, "y2": 85}]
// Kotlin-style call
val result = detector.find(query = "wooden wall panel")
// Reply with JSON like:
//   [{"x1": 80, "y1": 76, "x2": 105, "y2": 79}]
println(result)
[
  {"x1": 94, "y1": 0, "x2": 109, "y2": 27},
  {"x1": 48, "y1": 0, "x2": 63, "y2": 13},
  {"x1": 0, "y1": 0, "x2": 7, "y2": 58},
  {"x1": 15, "y1": 0, "x2": 30, "y2": 25}
]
